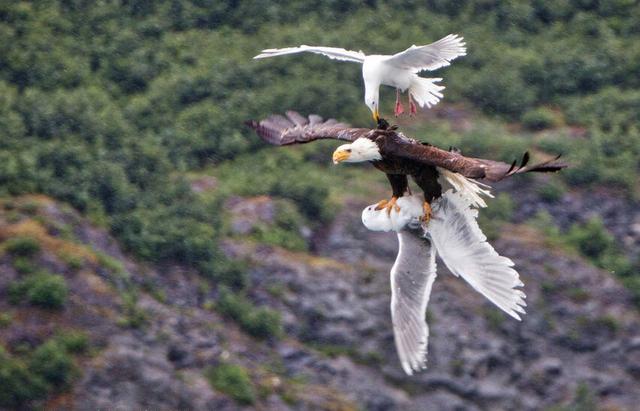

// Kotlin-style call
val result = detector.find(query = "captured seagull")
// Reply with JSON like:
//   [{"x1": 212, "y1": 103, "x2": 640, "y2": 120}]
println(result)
[
  {"x1": 247, "y1": 112, "x2": 567, "y2": 375},
  {"x1": 362, "y1": 191, "x2": 526, "y2": 375},
  {"x1": 254, "y1": 34, "x2": 466, "y2": 123}
]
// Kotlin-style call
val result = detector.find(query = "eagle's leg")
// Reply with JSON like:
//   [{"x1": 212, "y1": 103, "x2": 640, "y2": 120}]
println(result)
[
  {"x1": 408, "y1": 94, "x2": 418, "y2": 116},
  {"x1": 375, "y1": 174, "x2": 408, "y2": 216},
  {"x1": 421, "y1": 201, "x2": 432, "y2": 225},
  {"x1": 394, "y1": 89, "x2": 404, "y2": 117}
]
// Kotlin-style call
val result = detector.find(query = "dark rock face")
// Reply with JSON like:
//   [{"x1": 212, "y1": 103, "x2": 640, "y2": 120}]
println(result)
[{"x1": 3, "y1": 193, "x2": 640, "y2": 410}]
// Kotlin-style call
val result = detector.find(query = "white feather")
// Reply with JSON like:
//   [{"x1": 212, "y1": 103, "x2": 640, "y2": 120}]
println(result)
[
  {"x1": 254, "y1": 35, "x2": 466, "y2": 116},
  {"x1": 437, "y1": 167, "x2": 494, "y2": 208},
  {"x1": 390, "y1": 229, "x2": 436, "y2": 375},
  {"x1": 428, "y1": 190, "x2": 526, "y2": 320},
  {"x1": 361, "y1": 195, "x2": 424, "y2": 232},
  {"x1": 361, "y1": 190, "x2": 526, "y2": 375}
]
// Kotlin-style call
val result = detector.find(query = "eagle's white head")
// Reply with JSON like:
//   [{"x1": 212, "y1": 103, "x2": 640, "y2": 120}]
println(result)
[{"x1": 332, "y1": 137, "x2": 382, "y2": 164}]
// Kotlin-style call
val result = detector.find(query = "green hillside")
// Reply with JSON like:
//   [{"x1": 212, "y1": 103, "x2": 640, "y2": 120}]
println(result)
[
  {"x1": 1, "y1": 0, "x2": 638, "y2": 275},
  {"x1": 1, "y1": 1, "x2": 639, "y2": 409}
]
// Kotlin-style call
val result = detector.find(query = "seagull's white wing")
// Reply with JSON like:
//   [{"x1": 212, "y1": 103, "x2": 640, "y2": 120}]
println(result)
[
  {"x1": 386, "y1": 34, "x2": 466, "y2": 73},
  {"x1": 437, "y1": 167, "x2": 493, "y2": 209},
  {"x1": 390, "y1": 227, "x2": 437, "y2": 375},
  {"x1": 428, "y1": 190, "x2": 526, "y2": 320},
  {"x1": 254, "y1": 45, "x2": 365, "y2": 63}
]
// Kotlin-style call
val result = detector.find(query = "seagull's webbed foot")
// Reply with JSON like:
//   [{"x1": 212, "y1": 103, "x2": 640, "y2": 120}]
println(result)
[
  {"x1": 421, "y1": 201, "x2": 432, "y2": 225},
  {"x1": 408, "y1": 94, "x2": 418, "y2": 116},
  {"x1": 394, "y1": 89, "x2": 405, "y2": 117},
  {"x1": 375, "y1": 196, "x2": 401, "y2": 216}
]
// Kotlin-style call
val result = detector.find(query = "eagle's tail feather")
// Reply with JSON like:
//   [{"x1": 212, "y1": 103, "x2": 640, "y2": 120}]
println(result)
[{"x1": 409, "y1": 77, "x2": 444, "y2": 109}]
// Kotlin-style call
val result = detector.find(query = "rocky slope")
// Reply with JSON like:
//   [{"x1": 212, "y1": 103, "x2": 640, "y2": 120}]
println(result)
[{"x1": 0, "y1": 188, "x2": 639, "y2": 410}]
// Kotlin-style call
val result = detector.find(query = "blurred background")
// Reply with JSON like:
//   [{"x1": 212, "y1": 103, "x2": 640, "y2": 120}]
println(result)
[{"x1": 0, "y1": 1, "x2": 639, "y2": 410}]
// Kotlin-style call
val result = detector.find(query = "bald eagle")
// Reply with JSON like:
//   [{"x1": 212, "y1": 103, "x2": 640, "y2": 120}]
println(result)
[
  {"x1": 246, "y1": 111, "x2": 567, "y2": 374},
  {"x1": 254, "y1": 34, "x2": 466, "y2": 122},
  {"x1": 246, "y1": 111, "x2": 566, "y2": 224}
]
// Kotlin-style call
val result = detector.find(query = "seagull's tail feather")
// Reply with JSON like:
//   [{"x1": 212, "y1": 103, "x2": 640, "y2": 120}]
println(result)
[{"x1": 409, "y1": 77, "x2": 445, "y2": 109}]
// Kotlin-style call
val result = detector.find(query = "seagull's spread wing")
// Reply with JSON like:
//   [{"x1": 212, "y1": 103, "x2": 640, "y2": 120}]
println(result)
[
  {"x1": 428, "y1": 190, "x2": 526, "y2": 320},
  {"x1": 379, "y1": 132, "x2": 567, "y2": 182},
  {"x1": 386, "y1": 34, "x2": 466, "y2": 73},
  {"x1": 391, "y1": 227, "x2": 437, "y2": 375},
  {"x1": 246, "y1": 111, "x2": 370, "y2": 145},
  {"x1": 254, "y1": 45, "x2": 366, "y2": 63}
]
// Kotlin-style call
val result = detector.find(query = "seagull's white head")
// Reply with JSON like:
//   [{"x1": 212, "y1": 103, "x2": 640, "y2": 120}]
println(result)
[
  {"x1": 365, "y1": 88, "x2": 380, "y2": 122},
  {"x1": 332, "y1": 138, "x2": 382, "y2": 164}
]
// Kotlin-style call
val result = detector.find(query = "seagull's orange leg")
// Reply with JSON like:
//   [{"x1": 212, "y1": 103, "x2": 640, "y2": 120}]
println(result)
[{"x1": 394, "y1": 89, "x2": 404, "y2": 117}]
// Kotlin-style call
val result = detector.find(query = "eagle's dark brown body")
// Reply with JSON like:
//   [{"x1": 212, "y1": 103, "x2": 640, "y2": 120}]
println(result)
[
  {"x1": 373, "y1": 157, "x2": 442, "y2": 202},
  {"x1": 246, "y1": 111, "x2": 567, "y2": 204}
]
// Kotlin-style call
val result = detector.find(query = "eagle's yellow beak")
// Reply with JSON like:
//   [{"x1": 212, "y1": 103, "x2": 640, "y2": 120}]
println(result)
[{"x1": 332, "y1": 149, "x2": 350, "y2": 164}]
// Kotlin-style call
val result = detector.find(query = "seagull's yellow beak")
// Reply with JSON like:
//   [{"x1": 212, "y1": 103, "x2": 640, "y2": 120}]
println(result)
[
  {"x1": 372, "y1": 107, "x2": 380, "y2": 123},
  {"x1": 332, "y1": 148, "x2": 351, "y2": 164}
]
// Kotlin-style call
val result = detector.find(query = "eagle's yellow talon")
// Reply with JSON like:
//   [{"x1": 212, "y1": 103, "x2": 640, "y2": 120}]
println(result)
[
  {"x1": 375, "y1": 196, "x2": 401, "y2": 216},
  {"x1": 421, "y1": 201, "x2": 432, "y2": 225},
  {"x1": 375, "y1": 199, "x2": 389, "y2": 210}
]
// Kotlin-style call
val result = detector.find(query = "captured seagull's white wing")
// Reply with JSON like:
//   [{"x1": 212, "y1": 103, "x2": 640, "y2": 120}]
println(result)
[
  {"x1": 428, "y1": 190, "x2": 526, "y2": 320},
  {"x1": 437, "y1": 167, "x2": 493, "y2": 209},
  {"x1": 254, "y1": 45, "x2": 366, "y2": 63},
  {"x1": 386, "y1": 34, "x2": 467, "y2": 73},
  {"x1": 390, "y1": 227, "x2": 437, "y2": 375}
]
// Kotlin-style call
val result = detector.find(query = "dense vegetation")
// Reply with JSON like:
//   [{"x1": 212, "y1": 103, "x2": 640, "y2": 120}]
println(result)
[
  {"x1": 1, "y1": 0, "x2": 638, "y2": 269},
  {"x1": 0, "y1": 5, "x2": 639, "y2": 399}
]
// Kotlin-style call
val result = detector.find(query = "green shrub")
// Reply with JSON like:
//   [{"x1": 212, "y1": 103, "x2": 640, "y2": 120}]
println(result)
[
  {"x1": 537, "y1": 180, "x2": 565, "y2": 203},
  {"x1": 200, "y1": 258, "x2": 249, "y2": 291},
  {"x1": 4, "y1": 236, "x2": 40, "y2": 256},
  {"x1": 29, "y1": 340, "x2": 76, "y2": 388},
  {"x1": 217, "y1": 288, "x2": 282, "y2": 339},
  {"x1": 0, "y1": 313, "x2": 11, "y2": 328},
  {"x1": 483, "y1": 193, "x2": 514, "y2": 222},
  {"x1": 205, "y1": 363, "x2": 255, "y2": 405},
  {"x1": 8, "y1": 272, "x2": 68, "y2": 309},
  {"x1": 118, "y1": 291, "x2": 148, "y2": 329},
  {"x1": 250, "y1": 199, "x2": 308, "y2": 252},
  {"x1": 0, "y1": 347, "x2": 48, "y2": 408},
  {"x1": 521, "y1": 107, "x2": 561, "y2": 131},
  {"x1": 244, "y1": 309, "x2": 283, "y2": 340},
  {"x1": 566, "y1": 217, "x2": 614, "y2": 261},
  {"x1": 12, "y1": 256, "x2": 37, "y2": 274},
  {"x1": 54, "y1": 331, "x2": 89, "y2": 354}
]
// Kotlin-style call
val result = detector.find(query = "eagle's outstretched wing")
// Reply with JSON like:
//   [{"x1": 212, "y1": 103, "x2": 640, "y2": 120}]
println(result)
[
  {"x1": 386, "y1": 34, "x2": 466, "y2": 73},
  {"x1": 254, "y1": 46, "x2": 366, "y2": 63},
  {"x1": 391, "y1": 227, "x2": 437, "y2": 375},
  {"x1": 379, "y1": 132, "x2": 567, "y2": 182},
  {"x1": 246, "y1": 111, "x2": 370, "y2": 145}
]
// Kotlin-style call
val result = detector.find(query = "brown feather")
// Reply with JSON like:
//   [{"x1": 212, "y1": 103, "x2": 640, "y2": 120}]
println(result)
[
  {"x1": 246, "y1": 111, "x2": 370, "y2": 145},
  {"x1": 246, "y1": 112, "x2": 568, "y2": 184}
]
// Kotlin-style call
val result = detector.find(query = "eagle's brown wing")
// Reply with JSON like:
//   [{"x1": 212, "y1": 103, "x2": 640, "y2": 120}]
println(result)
[
  {"x1": 379, "y1": 132, "x2": 567, "y2": 182},
  {"x1": 246, "y1": 111, "x2": 371, "y2": 146}
]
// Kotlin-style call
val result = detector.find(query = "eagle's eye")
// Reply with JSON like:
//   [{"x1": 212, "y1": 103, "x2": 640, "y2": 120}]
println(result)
[{"x1": 346, "y1": 149, "x2": 352, "y2": 153}]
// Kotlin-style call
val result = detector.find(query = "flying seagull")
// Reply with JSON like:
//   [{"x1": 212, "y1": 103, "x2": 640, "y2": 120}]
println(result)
[
  {"x1": 254, "y1": 35, "x2": 466, "y2": 123},
  {"x1": 361, "y1": 191, "x2": 526, "y2": 374},
  {"x1": 246, "y1": 111, "x2": 566, "y2": 224}
]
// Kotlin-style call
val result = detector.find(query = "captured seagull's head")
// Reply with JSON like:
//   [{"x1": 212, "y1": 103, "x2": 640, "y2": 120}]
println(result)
[{"x1": 332, "y1": 138, "x2": 382, "y2": 164}]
